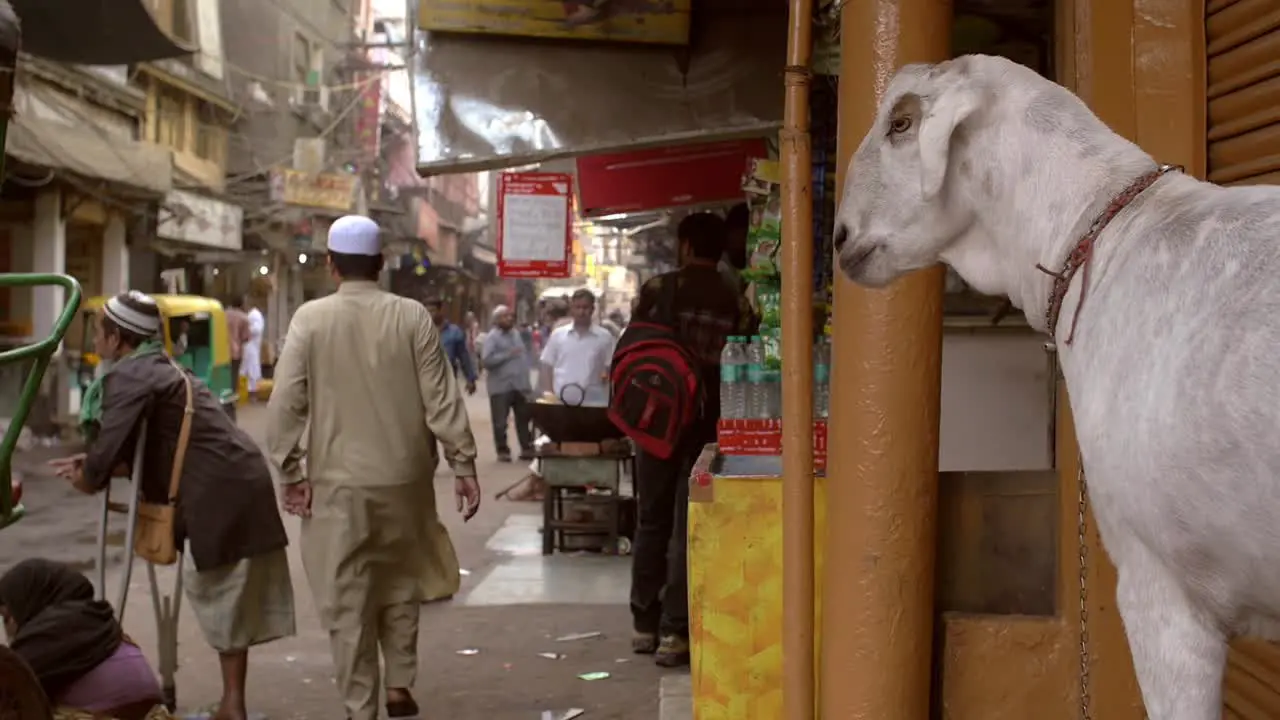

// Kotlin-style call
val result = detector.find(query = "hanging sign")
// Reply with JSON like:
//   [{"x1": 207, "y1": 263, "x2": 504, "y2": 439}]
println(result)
[
  {"x1": 354, "y1": 74, "x2": 383, "y2": 170},
  {"x1": 496, "y1": 172, "x2": 573, "y2": 278},
  {"x1": 270, "y1": 168, "x2": 357, "y2": 212}
]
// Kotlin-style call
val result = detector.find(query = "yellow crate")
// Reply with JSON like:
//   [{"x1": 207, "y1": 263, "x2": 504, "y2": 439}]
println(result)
[{"x1": 687, "y1": 470, "x2": 826, "y2": 720}]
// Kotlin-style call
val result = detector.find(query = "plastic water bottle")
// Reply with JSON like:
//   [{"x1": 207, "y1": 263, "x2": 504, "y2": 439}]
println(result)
[
  {"x1": 746, "y1": 336, "x2": 768, "y2": 419},
  {"x1": 719, "y1": 337, "x2": 747, "y2": 419},
  {"x1": 813, "y1": 336, "x2": 831, "y2": 418},
  {"x1": 764, "y1": 369, "x2": 782, "y2": 419}
]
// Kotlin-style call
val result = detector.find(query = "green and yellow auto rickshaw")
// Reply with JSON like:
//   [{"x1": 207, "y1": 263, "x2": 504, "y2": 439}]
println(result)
[{"x1": 78, "y1": 295, "x2": 240, "y2": 420}]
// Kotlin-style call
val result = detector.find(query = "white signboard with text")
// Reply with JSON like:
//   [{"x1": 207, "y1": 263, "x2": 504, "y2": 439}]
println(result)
[
  {"x1": 158, "y1": 190, "x2": 244, "y2": 251},
  {"x1": 496, "y1": 172, "x2": 572, "y2": 278}
]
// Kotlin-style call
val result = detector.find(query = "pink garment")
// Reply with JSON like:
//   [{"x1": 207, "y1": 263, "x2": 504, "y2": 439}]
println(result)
[
  {"x1": 58, "y1": 642, "x2": 162, "y2": 713},
  {"x1": 225, "y1": 308, "x2": 250, "y2": 361}
]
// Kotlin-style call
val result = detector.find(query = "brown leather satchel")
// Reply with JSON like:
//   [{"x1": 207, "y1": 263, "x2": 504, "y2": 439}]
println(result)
[{"x1": 133, "y1": 359, "x2": 194, "y2": 566}]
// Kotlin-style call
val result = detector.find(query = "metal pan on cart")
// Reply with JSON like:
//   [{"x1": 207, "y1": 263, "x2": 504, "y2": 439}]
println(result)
[
  {"x1": 529, "y1": 385, "x2": 635, "y2": 555},
  {"x1": 527, "y1": 383, "x2": 625, "y2": 445}
]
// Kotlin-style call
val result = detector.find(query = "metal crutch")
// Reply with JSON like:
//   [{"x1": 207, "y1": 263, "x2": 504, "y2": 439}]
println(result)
[
  {"x1": 94, "y1": 420, "x2": 183, "y2": 710},
  {"x1": 94, "y1": 420, "x2": 146, "y2": 613}
]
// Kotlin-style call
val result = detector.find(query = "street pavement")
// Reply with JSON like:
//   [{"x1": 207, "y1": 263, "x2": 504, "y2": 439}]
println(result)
[{"x1": 3, "y1": 382, "x2": 680, "y2": 720}]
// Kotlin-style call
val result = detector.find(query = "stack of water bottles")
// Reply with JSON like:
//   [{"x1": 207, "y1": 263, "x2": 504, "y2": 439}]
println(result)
[
  {"x1": 720, "y1": 336, "x2": 831, "y2": 421},
  {"x1": 719, "y1": 336, "x2": 750, "y2": 419}
]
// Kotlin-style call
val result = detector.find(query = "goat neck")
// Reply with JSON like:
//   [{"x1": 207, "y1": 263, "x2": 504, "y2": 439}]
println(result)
[{"x1": 940, "y1": 99, "x2": 1157, "y2": 334}]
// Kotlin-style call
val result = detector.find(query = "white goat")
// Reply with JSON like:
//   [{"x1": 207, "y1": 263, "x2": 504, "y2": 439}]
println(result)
[{"x1": 834, "y1": 54, "x2": 1280, "y2": 719}]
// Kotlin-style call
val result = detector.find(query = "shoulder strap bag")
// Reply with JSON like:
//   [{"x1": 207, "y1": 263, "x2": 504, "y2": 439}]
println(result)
[{"x1": 133, "y1": 359, "x2": 195, "y2": 566}]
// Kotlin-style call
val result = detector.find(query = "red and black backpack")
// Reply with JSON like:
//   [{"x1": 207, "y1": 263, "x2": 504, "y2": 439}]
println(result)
[{"x1": 607, "y1": 278, "x2": 703, "y2": 459}]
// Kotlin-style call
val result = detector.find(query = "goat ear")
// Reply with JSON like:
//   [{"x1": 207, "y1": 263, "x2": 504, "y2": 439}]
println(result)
[{"x1": 918, "y1": 82, "x2": 979, "y2": 200}]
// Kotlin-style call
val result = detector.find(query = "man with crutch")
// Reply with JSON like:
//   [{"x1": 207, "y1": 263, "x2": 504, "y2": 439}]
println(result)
[{"x1": 51, "y1": 290, "x2": 295, "y2": 720}]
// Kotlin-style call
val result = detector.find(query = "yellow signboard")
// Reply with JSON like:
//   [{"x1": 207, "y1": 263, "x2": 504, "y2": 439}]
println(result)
[
  {"x1": 419, "y1": 0, "x2": 691, "y2": 46},
  {"x1": 272, "y1": 169, "x2": 357, "y2": 212}
]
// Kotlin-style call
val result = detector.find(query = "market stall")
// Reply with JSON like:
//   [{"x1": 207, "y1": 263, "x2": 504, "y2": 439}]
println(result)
[
  {"x1": 416, "y1": 0, "x2": 1222, "y2": 715},
  {"x1": 682, "y1": 1, "x2": 1129, "y2": 719}
]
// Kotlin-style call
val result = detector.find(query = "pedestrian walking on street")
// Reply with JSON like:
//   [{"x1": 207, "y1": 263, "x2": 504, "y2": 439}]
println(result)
[
  {"x1": 627, "y1": 213, "x2": 755, "y2": 668},
  {"x1": 241, "y1": 300, "x2": 265, "y2": 396},
  {"x1": 464, "y1": 310, "x2": 480, "y2": 377},
  {"x1": 480, "y1": 305, "x2": 535, "y2": 462},
  {"x1": 50, "y1": 290, "x2": 296, "y2": 720},
  {"x1": 224, "y1": 295, "x2": 251, "y2": 387},
  {"x1": 266, "y1": 215, "x2": 482, "y2": 720},
  {"x1": 425, "y1": 297, "x2": 477, "y2": 395}
]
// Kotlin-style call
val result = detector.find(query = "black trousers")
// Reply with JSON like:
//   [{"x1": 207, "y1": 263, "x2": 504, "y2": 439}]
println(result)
[
  {"x1": 629, "y1": 435, "x2": 703, "y2": 638},
  {"x1": 489, "y1": 390, "x2": 534, "y2": 456}
]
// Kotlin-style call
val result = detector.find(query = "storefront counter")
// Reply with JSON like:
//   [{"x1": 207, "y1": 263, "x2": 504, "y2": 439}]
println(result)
[{"x1": 687, "y1": 446, "x2": 825, "y2": 720}]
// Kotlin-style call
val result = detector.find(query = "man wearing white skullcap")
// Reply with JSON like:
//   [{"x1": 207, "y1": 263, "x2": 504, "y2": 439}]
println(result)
[
  {"x1": 266, "y1": 214, "x2": 480, "y2": 720},
  {"x1": 51, "y1": 290, "x2": 295, "y2": 719}
]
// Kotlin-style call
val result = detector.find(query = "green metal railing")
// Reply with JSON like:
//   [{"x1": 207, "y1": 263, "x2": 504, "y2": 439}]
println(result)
[{"x1": 0, "y1": 274, "x2": 83, "y2": 529}]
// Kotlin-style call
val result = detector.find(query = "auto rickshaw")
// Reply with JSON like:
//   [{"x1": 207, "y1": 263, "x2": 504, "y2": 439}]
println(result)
[{"x1": 77, "y1": 295, "x2": 239, "y2": 421}]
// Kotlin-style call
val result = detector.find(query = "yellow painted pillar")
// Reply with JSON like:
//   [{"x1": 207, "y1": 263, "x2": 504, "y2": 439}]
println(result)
[
  {"x1": 779, "y1": 0, "x2": 816, "y2": 717},
  {"x1": 821, "y1": 0, "x2": 951, "y2": 717}
]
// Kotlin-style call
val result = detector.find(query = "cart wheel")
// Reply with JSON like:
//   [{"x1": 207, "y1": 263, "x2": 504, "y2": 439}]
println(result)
[
  {"x1": 162, "y1": 686, "x2": 176, "y2": 713},
  {"x1": 0, "y1": 646, "x2": 51, "y2": 720}
]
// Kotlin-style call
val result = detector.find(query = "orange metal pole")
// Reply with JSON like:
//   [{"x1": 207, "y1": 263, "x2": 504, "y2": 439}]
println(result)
[
  {"x1": 821, "y1": 0, "x2": 950, "y2": 717},
  {"x1": 780, "y1": 0, "x2": 815, "y2": 716}
]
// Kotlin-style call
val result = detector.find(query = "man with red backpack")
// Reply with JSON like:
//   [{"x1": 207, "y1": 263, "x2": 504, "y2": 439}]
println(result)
[{"x1": 617, "y1": 212, "x2": 755, "y2": 667}]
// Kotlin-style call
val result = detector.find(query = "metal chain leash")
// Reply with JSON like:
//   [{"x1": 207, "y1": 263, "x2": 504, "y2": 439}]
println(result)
[{"x1": 1078, "y1": 461, "x2": 1093, "y2": 720}]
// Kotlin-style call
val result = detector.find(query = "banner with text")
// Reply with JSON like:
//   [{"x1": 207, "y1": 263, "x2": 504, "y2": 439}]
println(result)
[{"x1": 496, "y1": 172, "x2": 572, "y2": 278}]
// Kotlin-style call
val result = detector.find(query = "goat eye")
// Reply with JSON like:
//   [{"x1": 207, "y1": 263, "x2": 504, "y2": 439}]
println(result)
[{"x1": 889, "y1": 116, "x2": 912, "y2": 134}]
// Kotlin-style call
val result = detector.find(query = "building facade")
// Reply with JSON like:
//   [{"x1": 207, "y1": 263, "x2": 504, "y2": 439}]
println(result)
[
  {"x1": 133, "y1": 0, "x2": 243, "y2": 298},
  {"x1": 216, "y1": 0, "x2": 369, "y2": 351},
  {"x1": 0, "y1": 58, "x2": 172, "y2": 424}
]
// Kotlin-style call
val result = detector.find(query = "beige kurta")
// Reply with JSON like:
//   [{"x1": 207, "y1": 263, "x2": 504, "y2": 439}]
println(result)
[
  {"x1": 265, "y1": 281, "x2": 477, "y2": 720},
  {"x1": 418, "y1": 433, "x2": 461, "y2": 601}
]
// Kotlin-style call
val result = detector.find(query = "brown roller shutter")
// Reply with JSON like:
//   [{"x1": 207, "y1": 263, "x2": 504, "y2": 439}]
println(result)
[
  {"x1": 1207, "y1": 0, "x2": 1280, "y2": 185},
  {"x1": 1212, "y1": 7, "x2": 1280, "y2": 712},
  {"x1": 1225, "y1": 639, "x2": 1280, "y2": 718}
]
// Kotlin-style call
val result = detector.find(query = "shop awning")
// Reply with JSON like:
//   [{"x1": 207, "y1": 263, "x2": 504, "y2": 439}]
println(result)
[
  {"x1": 5, "y1": 0, "x2": 191, "y2": 63},
  {"x1": 6, "y1": 113, "x2": 173, "y2": 194},
  {"x1": 413, "y1": 12, "x2": 785, "y2": 173}
]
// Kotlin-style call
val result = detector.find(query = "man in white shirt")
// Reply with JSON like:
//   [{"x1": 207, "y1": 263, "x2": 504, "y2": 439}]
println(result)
[
  {"x1": 539, "y1": 289, "x2": 615, "y2": 407},
  {"x1": 242, "y1": 302, "x2": 266, "y2": 395}
]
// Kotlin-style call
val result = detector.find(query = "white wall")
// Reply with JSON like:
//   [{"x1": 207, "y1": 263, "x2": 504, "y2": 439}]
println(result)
[
  {"x1": 939, "y1": 331, "x2": 1055, "y2": 472},
  {"x1": 31, "y1": 189, "x2": 66, "y2": 348}
]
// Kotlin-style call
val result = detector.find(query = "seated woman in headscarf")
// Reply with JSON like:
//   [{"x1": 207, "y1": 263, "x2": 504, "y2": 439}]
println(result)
[{"x1": 0, "y1": 558, "x2": 164, "y2": 719}]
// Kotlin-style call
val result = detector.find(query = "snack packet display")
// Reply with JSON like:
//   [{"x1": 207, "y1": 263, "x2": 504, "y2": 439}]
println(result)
[
  {"x1": 756, "y1": 287, "x2": 781, "y2": 328},
  {"x1": 760, "y1": 326, "x2": 782, "y2": 371},
  {"x1": 742, "y1": 159, "x2": 782, "y2": 285},
  {"x1": 744, "y1": 196, "x2": 782, "y2": 283}
]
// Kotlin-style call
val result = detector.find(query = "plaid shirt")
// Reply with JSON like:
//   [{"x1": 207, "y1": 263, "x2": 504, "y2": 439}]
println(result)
[{"x1": 633, "y1": 264, "x2": 756, "y2": 369}]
